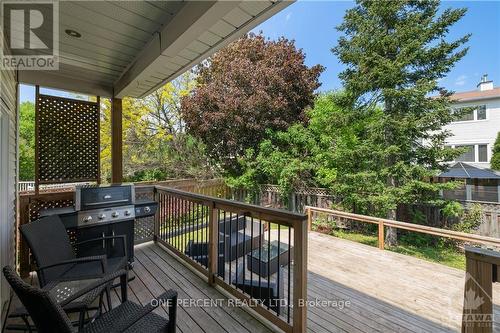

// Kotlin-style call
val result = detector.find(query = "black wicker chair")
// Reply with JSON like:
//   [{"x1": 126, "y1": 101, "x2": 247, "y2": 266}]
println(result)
[
  {"x1": 3, "y1": 266, "x2": 177, "y2": 333},
  {"x1": 20, "y1": 215, "x2": 128, "y2": 287},
  {"x1": 13, "y1": 215, "x2": 129, "y2": 329}
]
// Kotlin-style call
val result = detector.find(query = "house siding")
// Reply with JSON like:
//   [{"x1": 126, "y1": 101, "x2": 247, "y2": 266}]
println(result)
[
  {"x1": 443, "y1": 98, "x2": 500, "y2": 168},
  {"x1": 0, "y1": 55, "x2": 18, "y2": 320}
]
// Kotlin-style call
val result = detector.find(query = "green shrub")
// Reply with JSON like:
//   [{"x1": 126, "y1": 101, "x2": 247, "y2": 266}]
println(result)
[{"x1": 453, "y1": 203, "x2": 483, "y2": 233}]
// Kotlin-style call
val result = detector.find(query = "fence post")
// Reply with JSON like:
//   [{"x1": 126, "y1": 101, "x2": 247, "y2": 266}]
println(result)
[
  {"x1": 208, "y1": 202, "x2": 218, "y2": 286},
  {"x1": 154, "y1": 188, "x2": 159, "y2": 242},
  {"x1": 378, "y1": 221, "x2": 384, "y2": 250},
  {"x1": 293, "y1": 217, "x2": 308, "y2": 332},
  {"x1": 307, "y1": 207, "x2": 312, "y2": 231}
]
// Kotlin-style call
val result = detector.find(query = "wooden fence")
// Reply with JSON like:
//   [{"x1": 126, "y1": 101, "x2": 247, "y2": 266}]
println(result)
[{"x1": 305, "y1": 206, "x2": 500, "y2": 250}]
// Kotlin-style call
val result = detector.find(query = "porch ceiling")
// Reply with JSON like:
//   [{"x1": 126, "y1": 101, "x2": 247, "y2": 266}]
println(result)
[{"x1": 16, "y1": 0, "x2": 292, "y2": 98}]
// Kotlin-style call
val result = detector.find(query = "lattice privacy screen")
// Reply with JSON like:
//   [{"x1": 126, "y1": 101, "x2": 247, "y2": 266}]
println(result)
[{"x1": 36, "y1": 93, "x2": 100, "y2": 184}]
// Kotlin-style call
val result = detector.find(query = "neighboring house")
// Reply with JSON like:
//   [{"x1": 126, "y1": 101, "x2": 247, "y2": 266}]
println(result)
[{"x1": 443, "y1": 75, "x2": 500, "y2": 168}]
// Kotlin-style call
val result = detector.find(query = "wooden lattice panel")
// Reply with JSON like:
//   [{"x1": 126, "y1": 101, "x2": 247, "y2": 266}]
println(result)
[
  {"x1": 135, "y1": 189, "x2": 155, "y2": 243},
  {"x1": 28, "y1": 198, "x2": 74, "y2": 222},
  {"x1": 36, "y1": 93, "x2": 100, "y2": 184}
]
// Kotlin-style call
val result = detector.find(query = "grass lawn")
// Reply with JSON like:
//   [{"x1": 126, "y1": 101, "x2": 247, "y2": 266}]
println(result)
[
  {"x1": 329, "y1": 229, "x2": 466, "y2": 270},
  {"x1": 161, "y1": 226, "x2": 208, "y2": 253}
]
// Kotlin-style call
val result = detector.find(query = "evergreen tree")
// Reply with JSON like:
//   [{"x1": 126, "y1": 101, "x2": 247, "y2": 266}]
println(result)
[
  {"x1": 491, "y1": 132, "x2": 500, "y2": 171},
  {"x1": 333, "y1": 0, "x2": 470, "y2": 244}
]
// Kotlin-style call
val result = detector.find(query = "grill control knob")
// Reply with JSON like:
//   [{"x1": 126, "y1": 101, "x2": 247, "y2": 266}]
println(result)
[
  {"x1": 112, "y1": 212, "x2": 119, "y2": 218},
  {"x1": 144, "y1": 206, "x2": 151, "y2": 213},
  {"x1": 83, "y1": 216, "x2": 93, "y2": 223},
  {"x1": 124, "y1": 210, "x2": 131, "y2": 216},
  {"x1": 98, "y1": 213, "x2": 106, "y2": 220}
]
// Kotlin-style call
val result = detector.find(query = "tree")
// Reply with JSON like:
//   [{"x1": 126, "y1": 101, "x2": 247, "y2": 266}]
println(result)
[
  {"x1": 332, "y1": 0, "x2": 470, "y2": 244},
  {"x1": 228, "y1": 91, "x2": 374, "y2": 196},
  {"x1": 491, "y1": 132, "x2": 500, "y2": 170},
  {"x1": 181, "y1": 33, "x2": 324, "y2": 175},
  {"x1": 19, "y1": 101, "x2": 36, "y2": 180},
  {"x1": 100, "y1": 72, "x2": 217, "y2": 182}
]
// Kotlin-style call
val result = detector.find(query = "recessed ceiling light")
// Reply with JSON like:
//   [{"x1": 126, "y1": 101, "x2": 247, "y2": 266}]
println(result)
[{"x1": 65, "y1": 29, "x2": 81, "y2": 38}]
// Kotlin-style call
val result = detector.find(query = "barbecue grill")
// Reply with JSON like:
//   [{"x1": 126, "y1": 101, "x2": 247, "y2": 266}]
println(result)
[{"x1": 41, "y1": 184, "x2": 157, "y2": 263}]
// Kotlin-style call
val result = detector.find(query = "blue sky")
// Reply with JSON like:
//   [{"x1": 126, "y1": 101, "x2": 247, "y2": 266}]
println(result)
[
  {"x1": 251, "y1": 0, "x2": 500, "y2": 93},
  {"x1": 20, "y1": 0, "x2": 500, "y2": 102}
]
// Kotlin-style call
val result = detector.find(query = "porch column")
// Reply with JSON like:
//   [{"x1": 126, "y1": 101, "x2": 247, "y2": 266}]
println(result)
[{"x1": 111, "y1": 97, "x2": 123, "y2": 183}]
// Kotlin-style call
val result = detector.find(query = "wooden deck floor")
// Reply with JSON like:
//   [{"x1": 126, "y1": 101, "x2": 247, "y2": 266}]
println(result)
[
  {"x1": 107, "y1": 235, "x2": 500, "y2": 333},
  {"x1": 6, "y1": 233, "x2": 500, "y2": 332}
]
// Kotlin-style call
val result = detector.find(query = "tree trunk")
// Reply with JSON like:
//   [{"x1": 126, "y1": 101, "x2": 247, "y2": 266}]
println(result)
[
  {"x1": 384, "y1": 99, "x2": 398, "y2": 246},
  {"x1": 385, "y1": 209, "x2": 398, "y2": 246}
]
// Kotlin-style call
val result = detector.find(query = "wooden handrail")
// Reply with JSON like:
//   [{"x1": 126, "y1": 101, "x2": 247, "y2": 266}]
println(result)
[
  {"x1": 156, "y1": 186, "x2": 307, "y2": 227},
  {"x1": 306, "y1": 206, "x2": 500, "y2": 249},
  {"x1": 155, "y1": 186, "x2": 309, "y2": 333}
]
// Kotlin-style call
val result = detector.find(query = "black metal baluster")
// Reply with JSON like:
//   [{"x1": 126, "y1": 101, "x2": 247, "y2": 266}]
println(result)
[
  {"x1": 165, "y1": 194, "x2": 168, "y2": 241},
  {"x1": 243, "y1": 214, "x2": 247, "y2": 292},
  {"x1": 182, "y1": 200, "x2": 189, "y2": 253},
  {"x1": 162, "y1": 194, "x2": 165, "y2": 241},
  {"x1": 267, "y1": 222, "x2": 271, "y2": 310},
  {"x1": 235, "y1": 214, "x2": 239, "y2": 288},
  {"x1": 250, "y1": 216, "x2": 254, "y2": 291},
  {"x1": 177, "y1": 198, "x2": 182, "y2": 250},
  {"x1": 195, "y1": 202, "x2": 199, "y2": 257},
  {"x1": 258, "y1": 220, "x2": 262, "y2": 302},
  {"x1": 188, "y1": 201, "x2": 192, "y2": 259},
  {"x1": 229, "y1": 212, "x2": 233, "y2": 284},
  {"x1": 160, "y1": 193, "x2": 164, "y2": 241},
  {"x1": 164, "y1": 194, "x2": 168, "y2": 242},
  {"x1": 217, "y1": 206, "x2": 221, "y2": 277},
  {"x1": 165, "y1": 195, "x2": 174, "y2": 240},
  {"x1": 287, "y1": 226, "x2": 291, "y2": 323},
  {"x1": 223, "y1": 210, "x2": 227, "y2": 281},
  {"x1": 277, "y1": 224, "x2": 281, "y2": 316},
  {"x1": 205, "y1": 205, "x2": 208, "y2": 258}
]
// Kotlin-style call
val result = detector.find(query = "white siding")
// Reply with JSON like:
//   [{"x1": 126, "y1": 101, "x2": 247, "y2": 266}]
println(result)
[
  {"x1": 443, "y1": 98, "x2": 500, "y2": 168},
  {"x1": 0, "y1": 55, "x2": 18, "y2": 320}
]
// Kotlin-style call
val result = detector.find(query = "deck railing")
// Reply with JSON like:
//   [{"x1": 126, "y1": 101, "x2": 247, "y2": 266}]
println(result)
[
  {"x1": 305, "y1": 206, "x2": 500, "y2": 249},
  {"x1": 17, "y1": 179, "x2": 227, "y2": 276},
  {"x1": 17, "y1": 180, "x2": 308, "y2": 332},
  {"x1": 155, "y1": 186, "x2": 308, "y2": 333}
]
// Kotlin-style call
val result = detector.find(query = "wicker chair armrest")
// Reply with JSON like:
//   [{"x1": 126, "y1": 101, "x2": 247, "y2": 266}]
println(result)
[
  {"x1": 38, "y1": 255, "x2": 107, "y2": 275},
  {"x1": 108, "y1": 290, "x2": 178, "y2": 333},
  {"x1": 58, "y1": 269, "x2": 128, "y2": 308}
]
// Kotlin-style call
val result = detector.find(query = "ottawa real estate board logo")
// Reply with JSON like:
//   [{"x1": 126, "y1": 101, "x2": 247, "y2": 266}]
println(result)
[{"x1": 1, "y1": 1, "x2": 59, "y2": 70}]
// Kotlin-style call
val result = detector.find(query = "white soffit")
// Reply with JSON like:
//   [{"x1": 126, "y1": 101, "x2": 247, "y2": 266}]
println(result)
[
  {"x1": 16, "y1": 1, "x2": 293, "y2": 98},
  {"x1": 114, "y1": 0, "x2": 292, "y2": 98}
]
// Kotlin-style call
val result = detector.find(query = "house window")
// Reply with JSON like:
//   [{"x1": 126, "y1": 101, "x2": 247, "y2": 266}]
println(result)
[
  {"x1": 478, "y1": 144, "x2": 488, "y2": 162},
  {"x1": 452, "y1": 105, "x2": 487, "y2": 122},
  {"x1": 477, "y1": 105, "x2": 487, "y2": 120},
  {"x1": 455, "y1": 109, "x2": 474, "y2": 121},
  {"x1": 456, "y1": 145, "x2": 475, "y2": 162}
]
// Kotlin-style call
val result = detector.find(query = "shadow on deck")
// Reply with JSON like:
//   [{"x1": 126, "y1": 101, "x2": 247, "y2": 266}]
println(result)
[{"x1": 6, "y1": 235, "x2": 500, "y2": 332}]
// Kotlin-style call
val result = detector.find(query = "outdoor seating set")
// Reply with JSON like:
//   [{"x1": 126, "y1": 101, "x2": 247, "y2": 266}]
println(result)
[
  {"x1": 2, "y1": 215, "x2": 178, "y2": 333},
  {"x1": 184, "y1": 214, "x2": 293, "y2": 315}
]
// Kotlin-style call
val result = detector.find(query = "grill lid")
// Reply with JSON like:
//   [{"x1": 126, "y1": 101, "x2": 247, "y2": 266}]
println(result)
[{"x1": 75, "y1": 184, "x2": 135, "y2": 211}]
